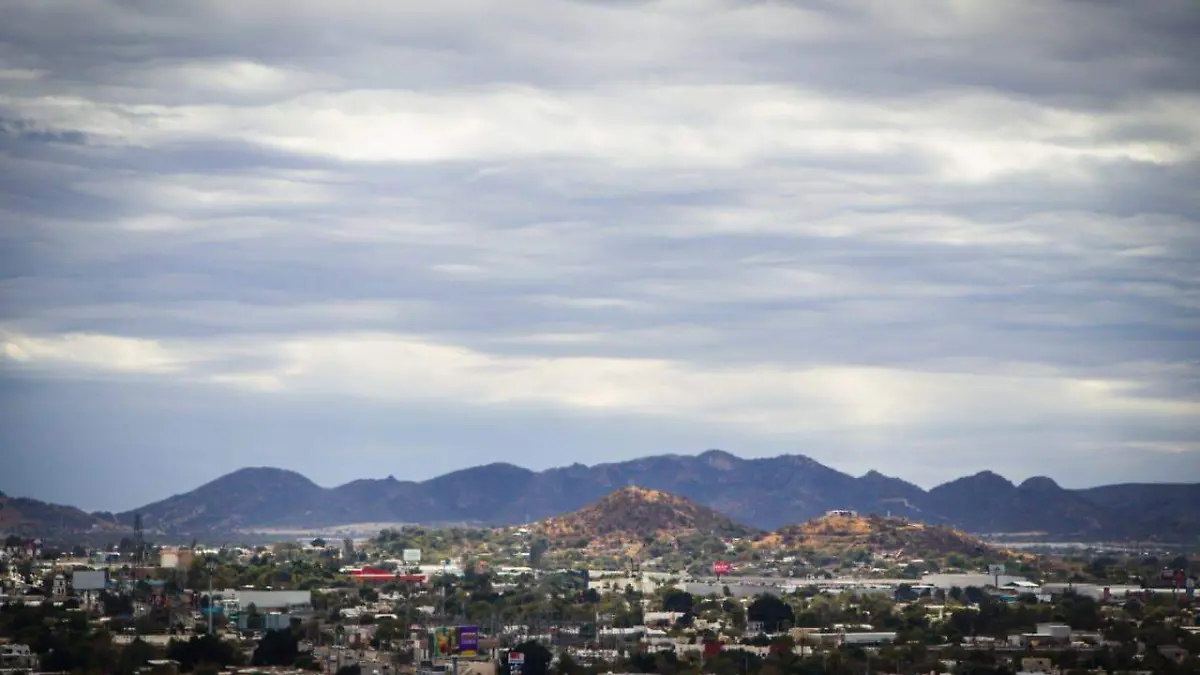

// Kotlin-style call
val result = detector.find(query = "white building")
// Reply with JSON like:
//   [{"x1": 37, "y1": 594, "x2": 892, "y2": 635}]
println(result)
[
  {"x1": 1, "y1": 644, "x2": 38, "y2": 670},
  {"x1": 922, "y1": 573, "x2": 1029, "y2": 590},
  {"x1": 51, "y1": 574, "x2": 68, "y2": 599},
  {"x1": 235, "y1": 589, "x2": 313, "y2": 613}
]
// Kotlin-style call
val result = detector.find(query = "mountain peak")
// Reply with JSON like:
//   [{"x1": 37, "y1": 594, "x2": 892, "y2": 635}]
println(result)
[
  {"x1": 1019, "y1": 476, "x2": 1061, "y2": 491},
  {"x1": 961, "y1": 470, "x2": 1015, "y2": 489},
  {"x1": 219, "y1": 466, "x2": 317, "y2": 484},
  {"x1": 699, "y1": 449, "x2": 739, "y2": 469},
  {"x1": 533, "y1": 486, "x2": 756, "y2": 541}
]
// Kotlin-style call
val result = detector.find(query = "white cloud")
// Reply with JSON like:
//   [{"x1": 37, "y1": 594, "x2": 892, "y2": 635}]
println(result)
[
  {"x1": 3, "y1": 86, "x2": 1195, "y2": 179},
  {"x1": 3, "y1": 329, "x2": 1194, "y2": 439},
  {"x1": 1, "y1": 331, "x2": 187, "y2": 373},
  {"x1": 2, "y1": 0, "x2": 1198, "y2": 502}
]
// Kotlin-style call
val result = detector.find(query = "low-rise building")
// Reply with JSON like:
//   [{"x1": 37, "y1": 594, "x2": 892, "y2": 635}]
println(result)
[
  {"x1": 1158, "y1": 645, "x2": 1189, "y2": 665},
  {"x1": 1, "y1": 643, "x2": 38, "y2": 670}
]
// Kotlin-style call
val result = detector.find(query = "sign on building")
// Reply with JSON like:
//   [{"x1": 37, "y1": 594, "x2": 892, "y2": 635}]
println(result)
[{"x1": 508, "y1": 651, "x2": 524, "y2": 675}]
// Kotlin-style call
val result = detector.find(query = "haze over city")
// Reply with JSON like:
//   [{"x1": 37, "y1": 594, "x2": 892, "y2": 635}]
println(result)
[{"x1": 2, "y1": 0, "x2": 1198, "y2": 513}]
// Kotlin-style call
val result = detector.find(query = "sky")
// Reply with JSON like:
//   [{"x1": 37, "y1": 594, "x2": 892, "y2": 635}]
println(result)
[{"x1": 1, "y1": 0, "x2": 1198, "y2": 513}]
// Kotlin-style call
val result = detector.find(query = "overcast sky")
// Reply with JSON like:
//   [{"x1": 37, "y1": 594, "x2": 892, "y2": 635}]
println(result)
[{"x1": 2, "y1": 0, "x2": 1198, "y2": 512}]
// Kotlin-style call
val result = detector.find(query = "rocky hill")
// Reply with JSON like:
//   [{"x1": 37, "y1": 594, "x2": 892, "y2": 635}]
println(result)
[
  {"x1": 0, "y1": 490, "x2": 120, "y2": 536},
  {"x1": 74, "y1": 450, "x2": 1200, "y2": 540},
  {"x1": 761, "y1": 513, "x2": 1002, "y2": 561},
  {"x1": 532, "y1": 486, "x2": 758, "y2": 544}
]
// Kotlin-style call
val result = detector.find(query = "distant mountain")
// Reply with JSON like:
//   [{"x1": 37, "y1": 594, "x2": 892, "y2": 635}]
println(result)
[
  {"x1": 1074, "y1": 483, "x2": 1200, "y2": 540},
  {"x1": 763, "y1": 513, "x2": 1003, "y2": 561},
  {"x1": 0, "y1": 490, "x2": 120, "y2": 536},
  {"x1": 533, "y1": 486, "x2": 758, "y2": 543},
  {"x1": 93, "y1": 450, "x2": 1200, "y2": 541},
  {"x1": 926, "y1": 472, "x2": 1105, "y2": 536}
]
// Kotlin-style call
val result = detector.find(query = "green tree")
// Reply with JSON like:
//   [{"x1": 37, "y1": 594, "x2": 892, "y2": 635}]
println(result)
[
  {"x1": 252, "y1": 629, "x2": 300, "y2": 666},
  {"x1": 747, "y1": 595, "x2": 794, "y2": 633},
  {"x1": 662, "y1": 589, "x2": 695, "y2": 613},
  {"x1": 118, "y1": 638, "x2": 160, "y2": 675},
  {"x1": 510, "y1": 641, "x2": 553, "y2": 675}
]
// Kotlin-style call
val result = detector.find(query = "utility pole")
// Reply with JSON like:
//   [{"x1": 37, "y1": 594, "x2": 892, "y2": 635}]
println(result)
[{"x1": 206, "y1": 560, "x2": 216, "y2": 635}]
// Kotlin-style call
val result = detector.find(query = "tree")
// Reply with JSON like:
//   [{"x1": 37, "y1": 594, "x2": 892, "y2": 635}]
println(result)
[
  {"x1": 553, "y1": 650, "x2": 584, "y2": 675},
  {"x1": 244, "y1": 603, "x2": 262, "y2": 631},
  {"x1": 118, "y1": 638, "x2": 160, "y2": 675},
  {"x1": 252, "y1": 630, "x2": 300, "y2": 666},
  {"x1": 311, "y1": 538, "x2": 327, "y2": 548},
  {"x1": 166, "y1": 635, "x2": 243, "y2": 672},
  {"x1": 530, "y1": 538, "x2": 550, "y2": 569},
  {"x1": 662, "y1": 589, "x2": 695, "y2": 613},
  {"x1": 511, "y1": 641, "x2": 553, "y2": 675},
  {"x1": 747, "y1": 595, "x2": 794, "y2": 633}
]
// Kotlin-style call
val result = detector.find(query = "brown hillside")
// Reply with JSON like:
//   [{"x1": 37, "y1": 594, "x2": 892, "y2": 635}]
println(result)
[
  {"x1": 532, "y1": 486, "x2": 757, "y2": 543},
  {"x1": 760, "y1": 514, "x2": 1008, "y2": 560}
]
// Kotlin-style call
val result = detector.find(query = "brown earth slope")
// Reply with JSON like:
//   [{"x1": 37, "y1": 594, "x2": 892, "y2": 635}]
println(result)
[
  {"x1": 532, "y1": 486, "x2": 758, "y2": 544},
  {"x1": 760, "y1": 513, "x2": 1011, "y2": 561}
]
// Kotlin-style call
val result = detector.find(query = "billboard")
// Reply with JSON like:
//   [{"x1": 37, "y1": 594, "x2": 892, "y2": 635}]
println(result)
[
  {"x1": 713, "y1": 561, "x2": 732, "y2": 576},
  {"x1": 403, "y1": 548, "x2": 422, "y2": 563},
  {"x1": 456, "y1": 625, "x2": 479, "y2": 657},
  {"x1": 987, "y1": 564, "x2": 1005, "y2": 577},
  {"x1": 508, "y1": 651, "x2": 524, "y2": 675},
  {"x1": 432, "y1": 628, "x2": 451, "y2": 658},
  {"x1": 72, "y1": 569, "x2": 107, "y2": 591},
  {"x1": 432, "y1": 626, "x2": 479, "y2": 658}
]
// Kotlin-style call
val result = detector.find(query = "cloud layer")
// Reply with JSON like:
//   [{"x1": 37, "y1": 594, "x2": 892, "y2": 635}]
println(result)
[{"x1": 2, "y1": 0, "x2": 1198, "y2": 511}]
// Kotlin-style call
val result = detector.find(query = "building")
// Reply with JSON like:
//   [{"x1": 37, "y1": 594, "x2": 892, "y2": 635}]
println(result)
[
  {"x1": 922, "y1": 573, "x2": 1030, "y2": 590},
  {"x1": 826, "y1": 510, "x2": 858, "y2": 517},
  {"x1": 51, "y1": 573, "x2": 68, "y2": 599},
  {"x1": 1010, "y1": 623, "x2": 1072, "y2": 648},
  {"x1": 160, "y1": 548, "x2": 196, "y2": 569},
  {"x1": 1, "y1": 644, "x2": 38, "y2": 670},
  {"x1": 1158, "y1": 645, "x2": 1189, "y2": 665},
  {"x1": 349, "y1": 567, "x2": 428, "y2": 585},
  {"x1": 1018, "y1": 657, "x2": 1055, "y2": 673},
  {"x1": 235, "y1": 589, "x2": 313, "y2": 613},
  {"x1": 840, "y1": 632, "x2": 896, "y2": 646}
]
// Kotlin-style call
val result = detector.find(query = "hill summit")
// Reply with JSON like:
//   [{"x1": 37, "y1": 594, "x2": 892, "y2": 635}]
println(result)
[
  {"x1": 761, "y1": 512, "x2": 1002, "y2": 561},
  {"x1": 532, "y1": 485, "x2": 757, "y2": 542}
]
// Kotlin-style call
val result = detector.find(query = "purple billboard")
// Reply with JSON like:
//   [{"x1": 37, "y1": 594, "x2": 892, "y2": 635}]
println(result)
[{"x1": 456, "y1": 626, "x2": 479, "y2": 657}]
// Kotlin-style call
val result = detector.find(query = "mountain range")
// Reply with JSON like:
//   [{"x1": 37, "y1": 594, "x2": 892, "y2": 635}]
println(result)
[{"x1": 6, "y1": 450, "x2": 1199, "y2": 541}]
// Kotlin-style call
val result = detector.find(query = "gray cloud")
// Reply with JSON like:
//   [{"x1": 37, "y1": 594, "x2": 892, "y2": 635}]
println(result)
[{"x1": 1, "y1": 0, "x2": 1198, "y2": 510}]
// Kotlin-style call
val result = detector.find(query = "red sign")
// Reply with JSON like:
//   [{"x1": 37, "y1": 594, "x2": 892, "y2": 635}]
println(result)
[{"x1": 713, "y1": 561, "x2": 732, "y2": 575}]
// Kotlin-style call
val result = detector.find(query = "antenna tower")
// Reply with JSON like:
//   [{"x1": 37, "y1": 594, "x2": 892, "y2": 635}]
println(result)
[{"x1": 133, "y1": 513, "x2": 145, "y2": 574}]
